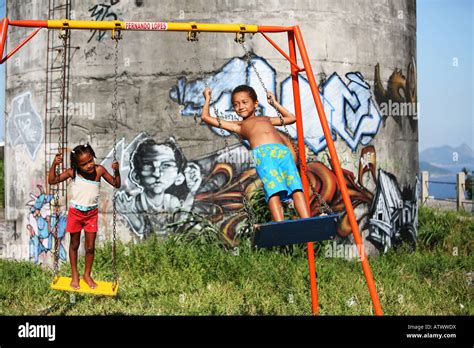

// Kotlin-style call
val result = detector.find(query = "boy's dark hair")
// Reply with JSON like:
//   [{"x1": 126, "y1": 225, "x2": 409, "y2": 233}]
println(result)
[
  {"x1": 231, "y1": 85, "x2": 258, "y2": 102},
  {"x1": 70, "y1": 143, "x2": 96, "y2": 180},
  {"x1": 131, "y1": 138, "x2": 187, "y2": 173}
]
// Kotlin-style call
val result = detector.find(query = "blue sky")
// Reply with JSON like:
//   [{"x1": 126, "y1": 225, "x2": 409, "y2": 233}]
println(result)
[
  {"x1": 417, "y1": 0, "x2": 473, "y2": 151},
  {"x1": 0, "y1": 0, "x2": 472, "y2": 152}
]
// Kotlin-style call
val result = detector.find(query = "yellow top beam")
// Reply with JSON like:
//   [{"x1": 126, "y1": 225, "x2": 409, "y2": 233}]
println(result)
[{"x1": 47, "y1": 20, "x2": 259, "y2": 33}]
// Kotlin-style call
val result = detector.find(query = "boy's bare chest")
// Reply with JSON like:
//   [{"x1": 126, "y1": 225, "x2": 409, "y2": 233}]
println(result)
[{"x1": 241, "y1": 117, "x2": 275, "y2": 135}]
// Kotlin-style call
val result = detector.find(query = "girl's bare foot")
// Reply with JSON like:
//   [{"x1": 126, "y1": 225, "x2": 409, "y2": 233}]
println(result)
[
  {"x1": 82, "y1": 274, "x2": 97, "y2": 289},
  {"x1": 70, "y1": 274, "x2": 80, "y2": 290}
]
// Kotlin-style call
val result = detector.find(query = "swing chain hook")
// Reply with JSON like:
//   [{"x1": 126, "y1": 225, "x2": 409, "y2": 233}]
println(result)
[
  {"x1": 187, "y1": 23, "x2": 199, "y2": 42},
  {"x1": 235, "y1": 32, "x2": 245, "y2": 44},
  {"x1": 59, "y1": 22, "x2": 69, "y2": 40},
  {"x1": 187, "y1": 31, "x2": 199, "y2": 42},
  {"x1": 112, "y1": 29, "x2": 122, "y2": 41},
  {"x1": 112, "y1": 21, "x2": 122, "y2": 41}
]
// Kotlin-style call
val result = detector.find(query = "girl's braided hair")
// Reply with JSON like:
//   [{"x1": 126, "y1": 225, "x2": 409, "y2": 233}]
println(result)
[{"x1": 70, "y1": 143, "x2": 96, "y2": 180}]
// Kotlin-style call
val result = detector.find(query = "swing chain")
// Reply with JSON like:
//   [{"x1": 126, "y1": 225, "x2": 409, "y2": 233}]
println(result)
[
  {"x1": 191, "y1": 41, "x2": 258, "y2": 236},
  {"x1": 191, "y1": 41, "x2": 239, "y2": 123},
  {"x1": 240, "y1": 41, "x2": 293, "y2": 139},
  {"x1": 111, "y1": 36, "x2": 119, "y2": 288},
  {"x1": 215, "y1": 116, "x2": 258, "y2": 235},
  {"x1": 240, "y1": 41, "x2": 334, "y2": 215},
  {"x1": 52, "y1": 30, "x2": 69, "y2": 281}
]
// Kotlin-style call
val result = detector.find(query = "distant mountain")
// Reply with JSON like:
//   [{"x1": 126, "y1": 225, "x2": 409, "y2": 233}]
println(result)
[
  {"x1": 419, "y1": 161, "x2": 452, "y2": 175},
  {"x1": 420, "y1": 143, "x2": 474, "y2": 173}
]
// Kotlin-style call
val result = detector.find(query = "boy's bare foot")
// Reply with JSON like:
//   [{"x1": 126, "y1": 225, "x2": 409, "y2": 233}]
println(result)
[
  {"x1": 82, "y1": 274, "x2": 98, "y2": 289},
  {"x1": 70, "y1": 275, "x2": 80, "y2": 290}
]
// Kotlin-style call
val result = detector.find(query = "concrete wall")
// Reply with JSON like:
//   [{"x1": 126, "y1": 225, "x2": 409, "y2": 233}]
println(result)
[{"x1": 3, "y1": 0, "x2": 418, "y2": 263}]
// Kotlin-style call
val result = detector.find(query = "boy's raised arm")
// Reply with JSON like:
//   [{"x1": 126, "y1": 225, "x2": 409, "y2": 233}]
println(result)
[
  {"x1": 48, "y1": 153, "x2": 72, "y2": 184},
  {"x1": 201, "y1": 87, "x2": 241, "y2": 134},
  {"x1": 267, "y1": 92, "x2": 296, "y2": 126}
]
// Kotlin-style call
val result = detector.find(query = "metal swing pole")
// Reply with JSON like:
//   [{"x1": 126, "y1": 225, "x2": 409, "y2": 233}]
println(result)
[
  {"x1": 287, "y1": 30, "x2": 319, "y2": 315},
  {"x1": 292, "y1": 25, "x2": 383, "y2": 316}
]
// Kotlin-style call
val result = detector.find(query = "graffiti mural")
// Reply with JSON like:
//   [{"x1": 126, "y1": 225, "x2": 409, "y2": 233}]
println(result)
[
  {"x1": 113, "y1": 135, "x2": 203, "y2": 239},
  {"x1": 107, "y1": 54, "x2": 417, "y2": 252},
  {"x1": 367, "y1": 170, "x2": 419, "y2": 252},
  {"x1": 170, "y1": 55, "x2": 382, "y2": 154},
  {"x1": 7, "y1": 92, "x2": 43, "y2": 160},
  {"x1": 108, "y1": 129, "x2": 418, "y2": 251},
  {"x1": 281, "y1": 72, "x2": 382, "y2": 153},
  {"x1": 374, "y1": 58, "x2": 417, "y2": 105},
  {"x1": 105, "y1": 132, "x2": 257, "y2": 243},
  {"x1": 374, "y1": 57, "x2": 418, "y2": 126},
  {"x1": 26, "y1": 185, "x2": 67, "y2": 264},
  {"x1": 306, "y1": 146, "x2": 419, "y2": 252}
]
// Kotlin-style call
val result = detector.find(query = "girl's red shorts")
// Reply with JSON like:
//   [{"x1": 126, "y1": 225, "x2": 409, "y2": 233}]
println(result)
[{"x1": 66, "y1": 207, "x2": 99, "y2": 233}]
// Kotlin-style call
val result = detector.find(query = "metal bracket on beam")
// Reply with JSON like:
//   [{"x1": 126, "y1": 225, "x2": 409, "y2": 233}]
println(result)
[
  {"x1": 235, "y1": 31, "x2": 245, "y2": 44},
  {"x1": 59, "y1": 22, "x2": 69, "y2": 40},
  {"x1": 112, "y1": 22, "x2": 122, "y2": 40},
  {"x1": 187, "y1": 23, "x2": 199, "y2": 41}
]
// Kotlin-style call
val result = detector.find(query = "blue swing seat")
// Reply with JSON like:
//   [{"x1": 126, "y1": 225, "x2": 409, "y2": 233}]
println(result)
[{"x1": 252, "y1": 214, "x2": 339, "y2": 248}]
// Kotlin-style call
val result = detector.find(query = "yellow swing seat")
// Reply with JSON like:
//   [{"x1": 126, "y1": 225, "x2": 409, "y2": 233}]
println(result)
[{"x1": 50, "y1": 277, "x2": 119, "y2": 296}]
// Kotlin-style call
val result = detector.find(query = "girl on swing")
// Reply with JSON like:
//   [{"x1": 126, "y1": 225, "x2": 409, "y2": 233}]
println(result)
[{"x1": 48, "y1": 144, "x2": 121, "y2": 290}]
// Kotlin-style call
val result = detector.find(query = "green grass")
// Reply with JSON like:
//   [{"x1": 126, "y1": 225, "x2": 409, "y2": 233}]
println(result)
[{"x1": 0, "y1": 206, "x2": 472, "y2": 315}]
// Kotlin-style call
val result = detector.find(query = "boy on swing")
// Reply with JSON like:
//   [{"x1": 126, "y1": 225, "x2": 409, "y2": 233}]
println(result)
[{"x1": 201, "y1": 85, "x2": 311, "y2": 222}]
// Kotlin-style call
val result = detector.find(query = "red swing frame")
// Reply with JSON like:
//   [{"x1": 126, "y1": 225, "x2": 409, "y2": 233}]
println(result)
[{"x1": 0, "y1": 18, "x2": 383, "y2": 315}]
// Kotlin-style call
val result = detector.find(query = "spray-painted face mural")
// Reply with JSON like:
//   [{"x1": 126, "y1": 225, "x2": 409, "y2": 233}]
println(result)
[{"x1": 114, "y1": 136, "x2": 202, "y2": 239}]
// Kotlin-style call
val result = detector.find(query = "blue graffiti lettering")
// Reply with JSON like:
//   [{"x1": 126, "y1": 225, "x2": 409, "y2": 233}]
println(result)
[{"x1": 170, "y1": 55, "x2": 382, "y2": 154}]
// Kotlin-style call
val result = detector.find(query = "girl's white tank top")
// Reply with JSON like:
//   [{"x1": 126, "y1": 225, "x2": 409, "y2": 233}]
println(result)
[{"x1": 69, "y1": 175, "x2": 101, "y2": 211}]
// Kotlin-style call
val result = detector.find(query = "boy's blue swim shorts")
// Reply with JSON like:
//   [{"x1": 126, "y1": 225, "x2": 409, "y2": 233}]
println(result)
[{"x1": 251, "y1": 143, "x2": 303, "y2": 203}]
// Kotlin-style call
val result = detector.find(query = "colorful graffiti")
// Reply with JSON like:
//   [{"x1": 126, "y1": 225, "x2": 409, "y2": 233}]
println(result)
[
  {"x1": 105, "y1": 132, "x2": 418, "y2": 251},
  {"x1": 170, "y1": 55, "x2": 382, "y2": 154},
  {"x1": 7, "y1": 92, "x2": 43, "y2": 160},
  {"x1": 374, "y1": 57, "x2": 418, "y2": 126},
  {"x1": 367, "y1": 170, "x2": 419, "y2": 252},
  {"x1": 281, "y1": 72, "x2": 382, "y2": 153},
  {"x1": 108, "y1": 53, "x2": 417, "y2": 252},
  {"x1": 374, "y1": 58, "x2": 417, "y2": 105},
  {"x1": 26, "y1": 185, "x2": 67, "y2": 264},
  {"x1": 105, "y1": 132, "x2": 255, "y2": 242},
  {"x1": 303, "y1": 145, "x2": 419, "y2": 251}
]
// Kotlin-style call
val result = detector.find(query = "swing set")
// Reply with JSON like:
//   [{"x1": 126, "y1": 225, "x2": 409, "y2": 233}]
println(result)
[{"x1": 0, "y1": 18, "x2": 383, "y2": 315}]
